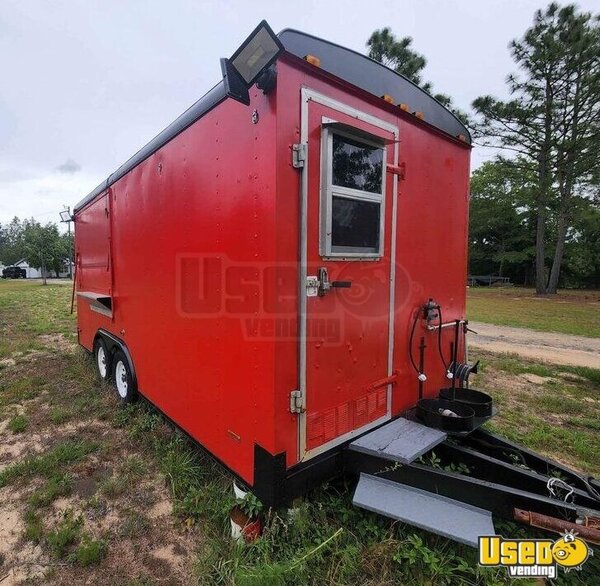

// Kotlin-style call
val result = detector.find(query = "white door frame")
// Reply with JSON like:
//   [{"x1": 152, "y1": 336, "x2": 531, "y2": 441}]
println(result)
[{"x1": 297, "y1": 87, "x2": 400, "y2": 461}]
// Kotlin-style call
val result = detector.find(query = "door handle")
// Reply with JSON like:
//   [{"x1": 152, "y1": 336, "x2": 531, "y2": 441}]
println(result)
[{"x1": 317, "y1": 267, "x2": 352, "y2": 296}]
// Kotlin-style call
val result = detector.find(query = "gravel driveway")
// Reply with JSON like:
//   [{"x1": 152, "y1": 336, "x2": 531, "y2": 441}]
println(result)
[{"x1": 468, "y1": 321, "x2": 600, "y2": 368}]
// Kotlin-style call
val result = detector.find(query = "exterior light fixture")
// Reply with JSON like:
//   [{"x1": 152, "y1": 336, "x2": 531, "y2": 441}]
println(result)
[
  {"x1": 221, "y1": 20, "x2": 283, "y2": 105},
  {"x1": 59, "y1": 209, "x2": 73, "y2": 222}
]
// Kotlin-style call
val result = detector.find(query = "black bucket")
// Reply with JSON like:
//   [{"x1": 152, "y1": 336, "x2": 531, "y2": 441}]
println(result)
[
  {"x1": 416, "y1": 398, "x2": 475, "y2": 432},
  {"x1": 439, "y1": 387, "x2": 493, "y2": 418}
]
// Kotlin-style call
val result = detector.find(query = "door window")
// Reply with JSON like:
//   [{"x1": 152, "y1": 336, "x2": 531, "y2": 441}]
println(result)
[{"x1": 321, "y1": 128, "x2": 386, "y2": 257}]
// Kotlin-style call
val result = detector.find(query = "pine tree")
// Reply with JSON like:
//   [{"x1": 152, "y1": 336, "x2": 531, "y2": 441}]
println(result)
[
  {"x1": 472, "y1": 3, "x2": 599, "y2": 294},
  {"x1": 366, "y1": 27, "x2": 426, "y2": 85},
  {"x1": 366, "y1": 27, "x2": 468, "y2": 123}
]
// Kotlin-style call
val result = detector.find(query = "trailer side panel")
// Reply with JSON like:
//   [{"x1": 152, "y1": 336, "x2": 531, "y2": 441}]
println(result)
[{"x1": 76, "y1": 89, "x2": 279, "y2": 484}]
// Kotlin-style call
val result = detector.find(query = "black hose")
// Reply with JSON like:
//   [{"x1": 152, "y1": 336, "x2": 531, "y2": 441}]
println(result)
[
  {"x1": 437, "y1": 305, "x2": 449, "y2": 371},
  {"x1": 451, "y1": 319, "x2": 460, "y2": 399},
  {"x1": 418, "y1": 337, "x2": 426, "y2": 400},
  {"x1": 408, "y1": 307, "x2": 421, "y2": 374}
]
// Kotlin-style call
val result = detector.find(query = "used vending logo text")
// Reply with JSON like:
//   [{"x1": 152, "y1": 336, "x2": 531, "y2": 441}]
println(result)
[
  {"x1": 174, "y1": 254, "x2": 420, "y2": 342},
  {"x1": 478, "y1": 532, "x2": 592, "y2": 578}
]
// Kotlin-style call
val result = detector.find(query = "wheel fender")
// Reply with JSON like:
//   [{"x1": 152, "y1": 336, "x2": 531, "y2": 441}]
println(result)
[{"x1": 95, "y1": 330, "x2": 138, "y2": 389}]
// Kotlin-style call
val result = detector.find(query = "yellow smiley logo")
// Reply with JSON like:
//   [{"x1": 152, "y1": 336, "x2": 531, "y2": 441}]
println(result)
[{"x1": 551, "y1": 533, "x2": 591, "y2": 569}]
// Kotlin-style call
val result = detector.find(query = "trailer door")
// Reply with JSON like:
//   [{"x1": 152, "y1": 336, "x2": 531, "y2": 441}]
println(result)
[
  {"x1": 76, "y1": 192, "x2": 112, "y2": 296},
  {"x1": 298, "y1": 89, "x2": 399, "y2": 460}
]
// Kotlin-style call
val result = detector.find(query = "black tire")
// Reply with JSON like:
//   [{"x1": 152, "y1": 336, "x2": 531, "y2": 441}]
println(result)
[
  {"x1": 112, "y1": 350, "x2": 138, "y2": 403},
  {"x1": 93, "y1": 338, "x2": 112, "y2": 381}
]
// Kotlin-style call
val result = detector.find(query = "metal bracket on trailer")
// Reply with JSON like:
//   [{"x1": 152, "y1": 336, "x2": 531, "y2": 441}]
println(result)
[
  {"x1": 290, "y1": 389, "x2": 305, "y2": 414},
  {"x1": 292, "y1": 143, "x2": 306, "y2": 169}
]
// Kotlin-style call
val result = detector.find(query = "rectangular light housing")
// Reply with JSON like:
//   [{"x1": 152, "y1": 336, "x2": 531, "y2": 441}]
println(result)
[{"x1": 230, "y1": 20, "x2": 283, "y2": 86}]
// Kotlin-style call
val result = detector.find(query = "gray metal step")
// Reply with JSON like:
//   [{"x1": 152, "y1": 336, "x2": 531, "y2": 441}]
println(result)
[
  {"x1": 348, "y1": 417, "x2": 446, "y2": 464},
  {"x1": 352, "y1": 473, "x2": 494, "y2": 547}
]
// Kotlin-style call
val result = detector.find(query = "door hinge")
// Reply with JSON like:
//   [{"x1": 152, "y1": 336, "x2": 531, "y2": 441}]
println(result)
[
  {"x1": 290, "y1": 389, "x2": 305, "y2": 414},
  {"x1": 292, "y1": 143, "x2": 307, "y2": 169},
  {"x1": 386, "y1": 162, "x2": 406, "y2": 179}
]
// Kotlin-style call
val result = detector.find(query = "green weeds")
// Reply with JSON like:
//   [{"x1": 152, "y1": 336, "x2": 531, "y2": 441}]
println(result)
[
  {"x1": 8, "y1": 413, "x2": 28, "y2": 433},
  {"x1": 72, "y1": 535, "x2": 107, "y2": 566},
  {"x1": 28, "y1": 474, "x2": 73, "y2": 508},
  {"x1": 0, "y1": 440, "x2": 99, "y2": 488},
  {"x1": 47, "y1": 512, "x2": 83, "y2": 558}
]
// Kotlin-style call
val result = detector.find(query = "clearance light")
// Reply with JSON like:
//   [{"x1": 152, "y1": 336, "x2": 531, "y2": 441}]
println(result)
[
  {"x1": 399, "y1": 103, "x2": 410, "y2": 111},
  {"x1": 414, "y1": 111, "x2": 424, "y2": 119},
  {"x1": 457, "y1": 134, "x2": 467, "y2": 142},
  {"x1": 381, "y1": 94, "x2": 395, "y2": 104},
  {"x1": 221, "y1": 20, "x2": 284, "y2": 105},
  {"x1": 304, "y1": 54, "x2": 321, "y2": 67}
]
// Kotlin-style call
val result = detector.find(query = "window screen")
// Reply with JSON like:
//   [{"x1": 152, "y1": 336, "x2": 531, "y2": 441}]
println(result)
[
  {"x1": 332, "y1": 134, "x2": 384, "y2": 194},
  {"x1": 331, "y1": 197, "x2": 380, "y2": 251}
]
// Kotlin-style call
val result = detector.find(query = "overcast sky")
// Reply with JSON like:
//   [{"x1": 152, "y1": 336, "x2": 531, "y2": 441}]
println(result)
[{"x1": 1, "y1": 0, "x2": 597, "y2": 226}]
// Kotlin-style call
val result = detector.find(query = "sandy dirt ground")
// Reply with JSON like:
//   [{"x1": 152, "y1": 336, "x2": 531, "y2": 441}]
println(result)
[
  {"x1": 0, "y1": 336, "x2": 199, "y2": 585},
  {"x1": 468, "y1": 321, "x2": 600, "y2": 369}
]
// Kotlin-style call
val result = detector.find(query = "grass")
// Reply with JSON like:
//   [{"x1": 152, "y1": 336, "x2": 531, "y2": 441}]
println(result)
[
  {"x1": 486, "y1": 352, "x2": 600, "y2": 386},
  {"x1": 23, "y1": 509, "x2": 45, "y2": 543},
  {"x1": 0, "y1": 439, "x2": 99, "y2": 488},
  {"x1": 28, "y1": 473, "x2": 73, "y2": 508},
  {"x1": 72, "y1": 535, "x2": 107, "y2": 566},
  {"x1": 0, "y1": 376, "x2": 47, "y2": 409},
  {"x1": 1, "y1": 279, "x2": 599, "y2": 584},
  {"x1": 476, "y1": 351, "x2": 600, "y2": 476},
  {"x1": 467, "y1": 287, "x2": 600, "y2": 337},
  {"x1": 8, "y1": 413, "x2": 28, "y2": 433},
  {"x1": 47, "y1": 511, "x2": 83, "y2": 558},
  {"x1": 119, "y1": 510, "x2": 151, "y2": 538}
]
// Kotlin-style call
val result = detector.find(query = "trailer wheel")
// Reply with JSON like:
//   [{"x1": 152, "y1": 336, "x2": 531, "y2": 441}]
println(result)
[
  {"x1": 94, "y1": 338, "x2": 112, "y2": 381},
  {"x1": 112, "y1": 350, "x2": 138, "y2": 403}
]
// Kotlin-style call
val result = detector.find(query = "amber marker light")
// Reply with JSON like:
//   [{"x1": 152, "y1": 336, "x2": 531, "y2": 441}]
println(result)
[{"x1": 304, "y1": 54, "x2": 321, "y2": 67}]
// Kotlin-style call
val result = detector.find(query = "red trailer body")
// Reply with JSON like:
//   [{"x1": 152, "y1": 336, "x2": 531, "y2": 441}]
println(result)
[{"x1": 74, "y1": 28, "x2": 471, "y2": 505}]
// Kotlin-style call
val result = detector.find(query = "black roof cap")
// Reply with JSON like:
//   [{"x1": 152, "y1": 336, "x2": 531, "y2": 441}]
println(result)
[
  {"x1": 279, "y1": 29, "x2": 470, "y2": 144},
  {"x1": 75, "y1": 28, "x2": 469, "y2": 213}
]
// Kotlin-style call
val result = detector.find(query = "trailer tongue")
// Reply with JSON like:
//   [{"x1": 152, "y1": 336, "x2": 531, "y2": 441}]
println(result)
[
  {"x1": 346, "y1": 414, "x2": 600, "y2": 546},
  {"x1": 340, "y1": 299, "x2": 599, "y2": 546}
]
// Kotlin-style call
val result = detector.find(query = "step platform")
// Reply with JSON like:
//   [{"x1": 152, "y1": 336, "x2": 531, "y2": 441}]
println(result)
[
  {"x1": 348, "y1": 416, "x2": 446, "y2": 464},
  {"x1": 352, "y1": 473, "x2": 494, "y2": 547}
]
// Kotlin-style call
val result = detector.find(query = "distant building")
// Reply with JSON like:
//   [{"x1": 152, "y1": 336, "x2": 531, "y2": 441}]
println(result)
[
  {"x1": 10, "y1": 258, "x2": 72, "y2": 279},
  {"x1": 14, "y1": 259, "x2": 43, "y2": 279}
]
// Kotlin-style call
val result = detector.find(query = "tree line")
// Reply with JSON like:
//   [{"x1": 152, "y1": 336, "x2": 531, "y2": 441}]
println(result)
[
  {"x1": 367, "y1": 2, "x2": 599, "y2": 292},
  {"x1": 0, "y1": 217, "x2": 72, "y2": 283}
]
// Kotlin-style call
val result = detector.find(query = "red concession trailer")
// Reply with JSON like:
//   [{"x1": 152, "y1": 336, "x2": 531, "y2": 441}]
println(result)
[{"x1": 74, "y1": 23, "x2": 600, "y2": 545}]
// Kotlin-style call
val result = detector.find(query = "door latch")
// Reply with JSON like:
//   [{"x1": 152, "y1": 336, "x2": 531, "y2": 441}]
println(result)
[{"x1": 317, "y1": 267, "x2": 352, "y2": 296}]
